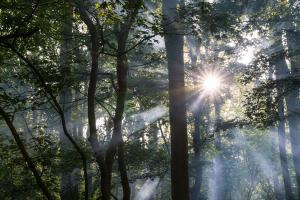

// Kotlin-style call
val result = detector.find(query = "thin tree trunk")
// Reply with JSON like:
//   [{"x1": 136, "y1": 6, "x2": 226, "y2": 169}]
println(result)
[
  {"x1": 105, "y1": 28, "x2": 131, "y2": 200},
  {"x1": 0, "y1": 107, "x2": 53, "y2": 200},
  {"x1": 117, "y1": 139, "x2": 130, "y2": 200},
  {"x1": 105, "y1": 2, "x2": 141, "y2": 199},
  {"x1": 278, "y1": 96, "x2": 294, "y2": 200},
  {"x1": 163, "y1": 0, "x2": 189, "y2": 199},
  {"x1": 105, "y1": 83, "x2": 127, "y2": 193},
  {"x1": 73, "y1": 41, "x2": 84, "y2": 139},
  {"x1": 158, "y1": 120, "x2": 170, "y2": 157},
  {"x1": 191, "y1": 111, "x2": 203, "y2": 200},
  {"x1": 106, "y1": 84, "x2": 130, "y2": 200},
  {"x1": 87, "y1": 31, "x2": 110, "y2": 200},
  {"x1": 59, "y1": 3, "x2": 75, "y2": 199},
  {"x1": 214, "y1": 100, "x2": 225, "y2": 200},
  {"x1": 187, "y1": 35, "x2": 202, "y2": 200},
  {"x1": 76, "y1": 4, "x2": 136, "y2": 199},
  {"x1": 74, "y1": 5, "x2": 111, "y2": 199}
]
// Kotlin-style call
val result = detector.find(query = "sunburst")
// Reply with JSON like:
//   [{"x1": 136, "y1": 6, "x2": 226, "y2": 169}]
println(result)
[{"x1": 199, "y1": 70, "x2": 225, "y2": 98}]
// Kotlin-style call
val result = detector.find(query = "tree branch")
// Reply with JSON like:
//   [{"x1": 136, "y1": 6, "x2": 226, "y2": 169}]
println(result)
[
  {"x1": 0, "y1": 28, "x2": 39, "y2": 40},
  {"x1": 2, "y1": 42, "x2": 89, "y2": 200},
  {"x1": 0, "y1": 107, "x2": 53, "y2": 200}
]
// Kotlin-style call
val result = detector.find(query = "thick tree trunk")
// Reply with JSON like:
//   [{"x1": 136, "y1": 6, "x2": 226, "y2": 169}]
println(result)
[
  {"x1": 285, "y1": 26, "x2": 300, "y2": 199},
  {"x1": 163, "y1": 0, "x2": 189, "y2": 199},
  {"x1": 273, "y1": 39, "x2": 294, "y2": 200},
  {"x1": 0, "y1": 108, "x2": 53, "y2": 200}
]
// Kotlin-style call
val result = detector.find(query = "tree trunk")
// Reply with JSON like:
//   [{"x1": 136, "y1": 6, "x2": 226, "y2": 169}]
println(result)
[
  {"x1": 106, "y1": 84, "x2": 130, "y2": 200},
  {"x1": 285, "y1": 26, "x2": 300, "y2": 199},
  {"x1": 187, "y1": 35, "x2": 203, "y2": 200},
  {"x1": 214, "y1": 100, "x2": 225, "y2": 200},
  {"x1": 278, "y1": 96, "x2": 294, "y2": 200},
  {"x1": 105, "y1": 2, "x2": 141, "y2": 198},
  {"x1": 105, "y1": 32, "x2": 131, "y2": 200},
  {"x1": 74, "y1": 5, "x2": 111, "y2": 199},
  {"x1": 59, "y1": 3, "x2": 75, "y2": 199},
  {"x1": 273, "y1": 39, "x2": 294, "y2": 200},
  {"x1": 191, "y1": 111, "x2": 203, "y2": 200},
  {"x1": 163, "y1": 0, "x2": 189, "y2": 199},
  {"x1": 87, "y1": 31, "x2": 110, "y2": 200}
]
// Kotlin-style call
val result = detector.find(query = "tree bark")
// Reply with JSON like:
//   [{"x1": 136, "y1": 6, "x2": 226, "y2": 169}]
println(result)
[{"x1": 163, "y1": 0, "x2": 189, "y2": 199}]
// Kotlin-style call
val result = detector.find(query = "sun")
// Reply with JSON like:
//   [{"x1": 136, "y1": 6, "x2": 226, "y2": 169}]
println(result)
[
  {"x1": 202, "y1": 74, "x2": 221, "y2": 91},
  {"x1": 188, "y1": 69, "x2": 227, "y2": 112},
  {"x1": 199, "y1": 71, "x2": 224, "y2": 97}
]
